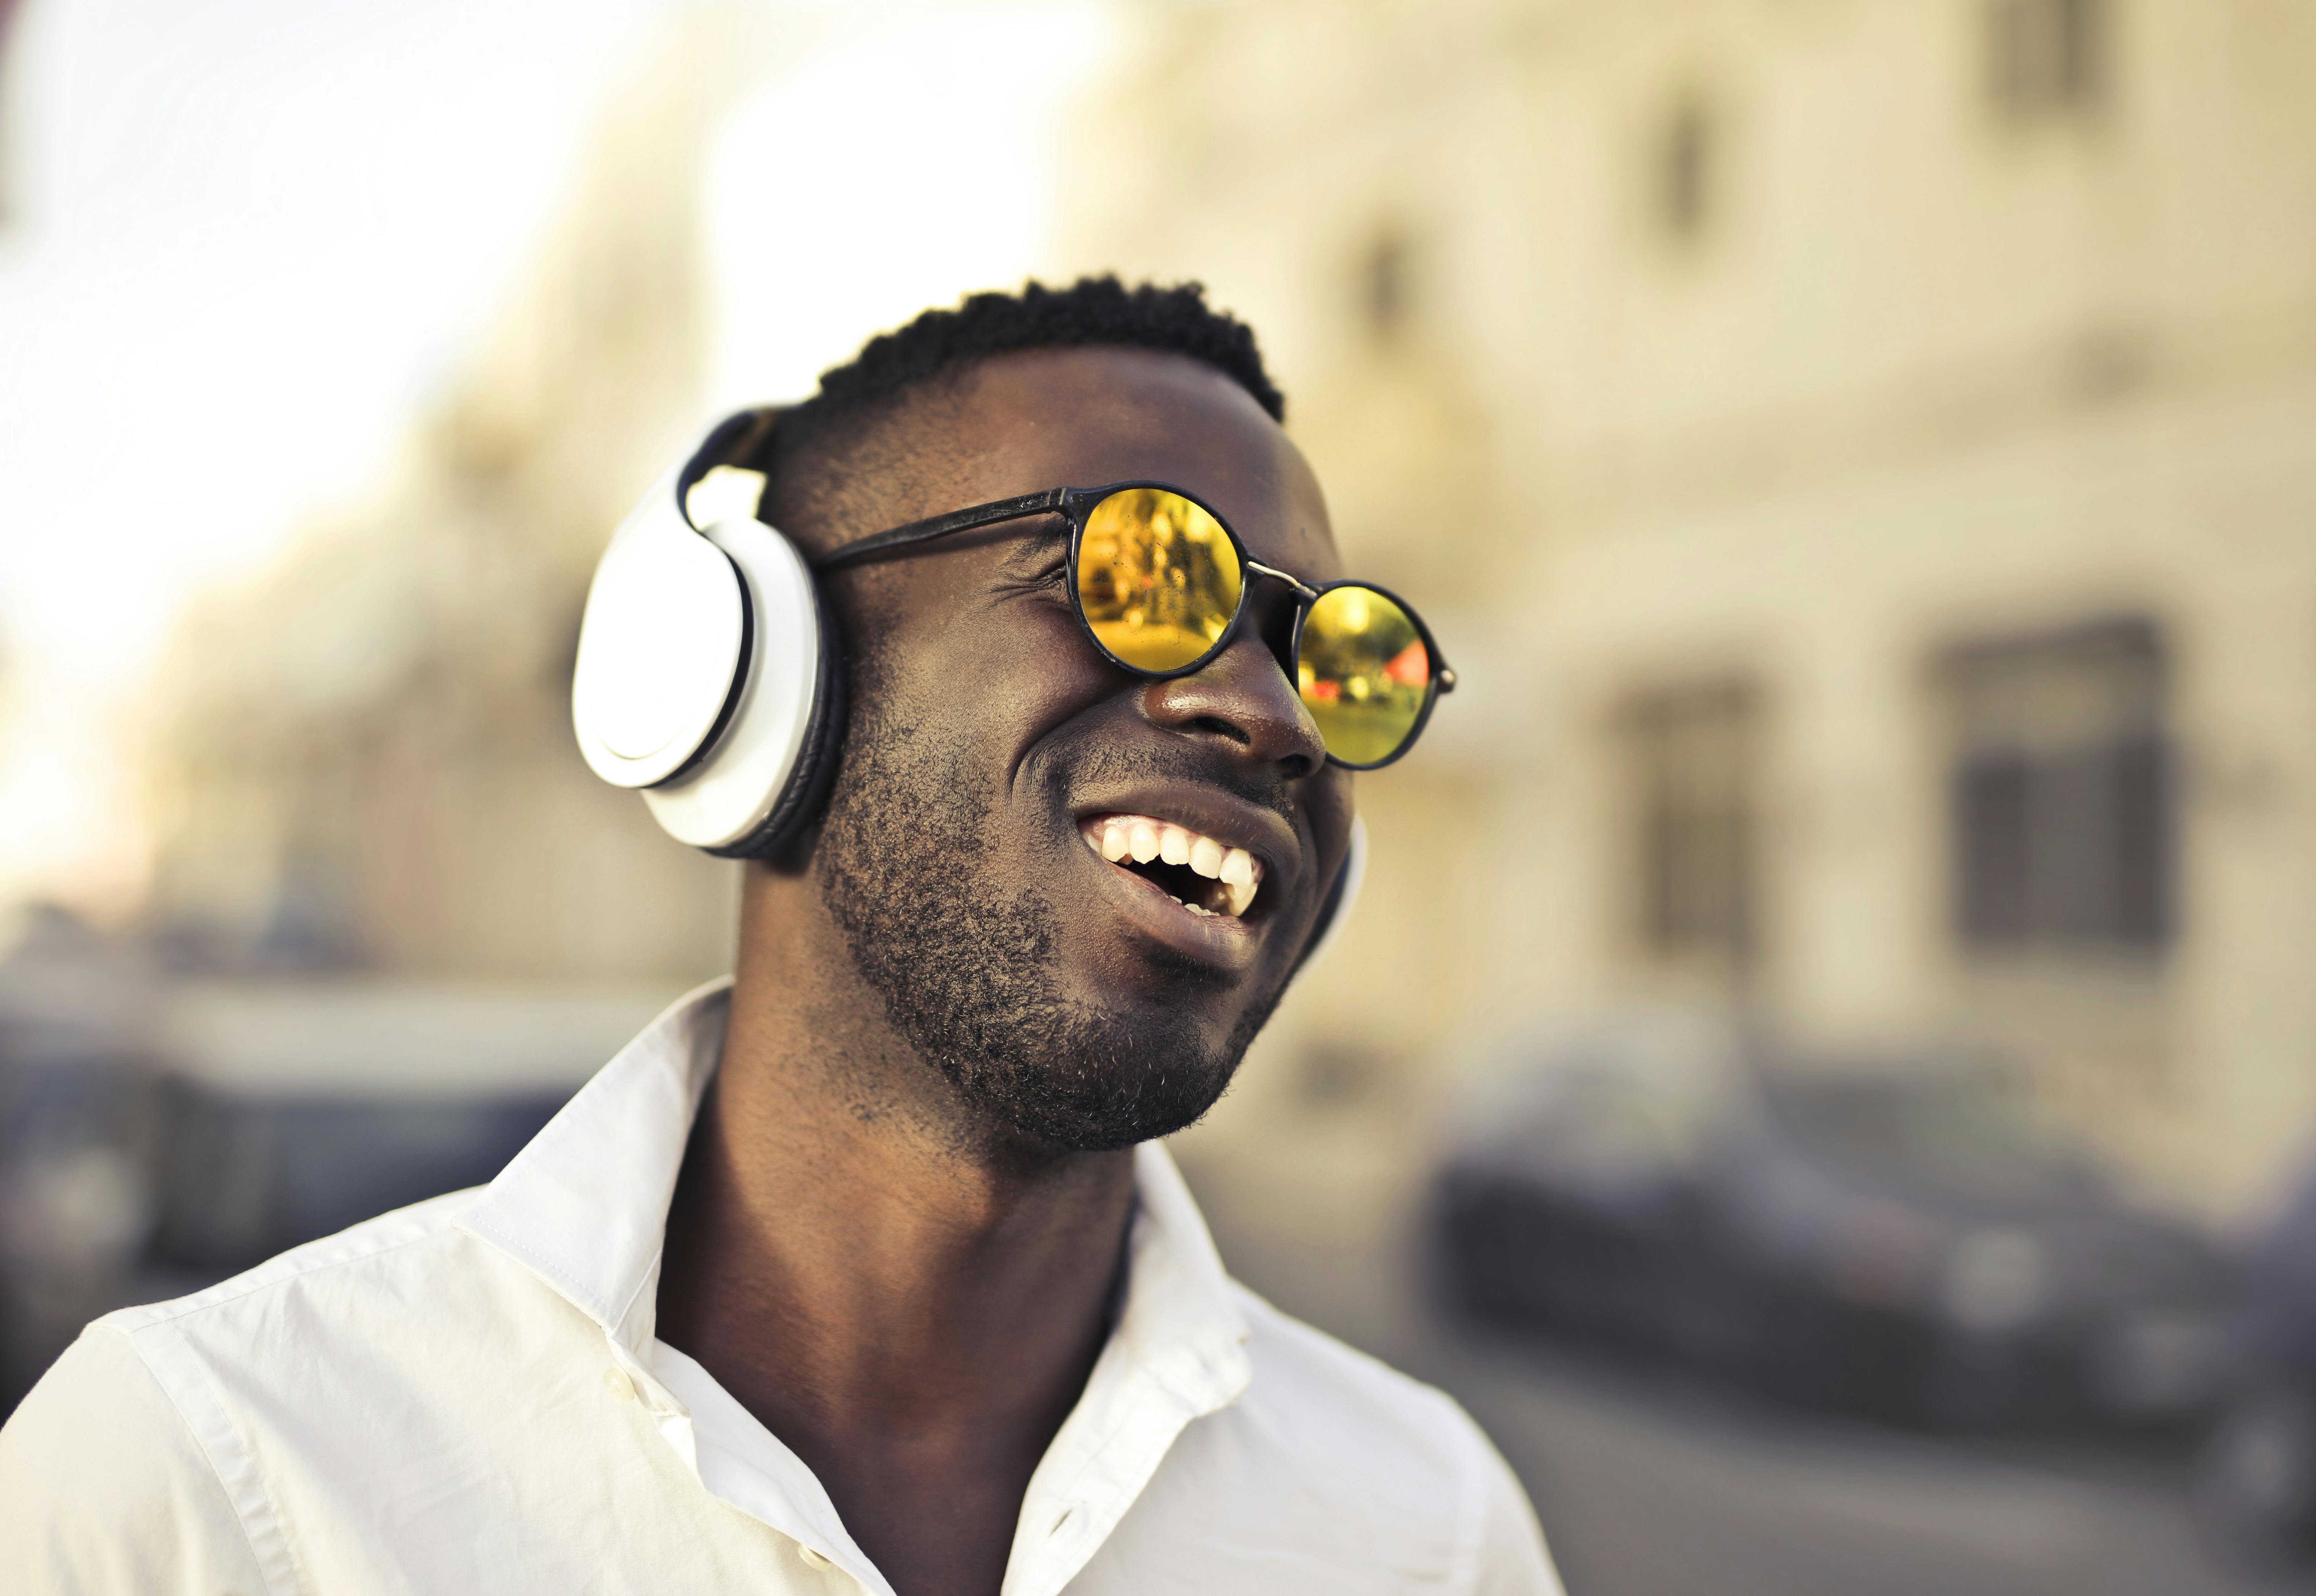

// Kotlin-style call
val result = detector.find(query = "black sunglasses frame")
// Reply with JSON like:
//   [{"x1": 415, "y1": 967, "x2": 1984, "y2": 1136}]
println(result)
[{"x1": 811, "y1": 480, "x2": 1456, "y2": 771}]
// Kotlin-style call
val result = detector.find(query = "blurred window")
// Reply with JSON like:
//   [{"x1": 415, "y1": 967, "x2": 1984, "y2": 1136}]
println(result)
[
  {"x1": 1769, "y1": 1075, "x2": 2083, "y2": 1201},
  {"x1": 1942, "y1": 618, "x2": 2172, "y2": 951},
  {"x1": 1622, "y1": 680, "x2": 1760, "y2": 968},
  {"x1": 1360, "y1": 227, "x2": 1411, "y2": 345},
  {"x1": 1527, "y1": 1071, "x2": 1685, "y2": 1182},
  {"x1": 1654, "y1": 90, "x2": 1716, "y2": 244},
  {"x1": 1988, "y1": 0, "x2": 2106, "y2": 119}
]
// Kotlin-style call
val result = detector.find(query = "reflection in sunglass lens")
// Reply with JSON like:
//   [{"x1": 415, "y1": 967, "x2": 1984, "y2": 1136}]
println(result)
[
  {"x1": 1076, "y1": 489, "x2": 1243, "y2": 673},
  {"x1": 1298, "y1": 585, "x2": 1433, "y2": 766}
]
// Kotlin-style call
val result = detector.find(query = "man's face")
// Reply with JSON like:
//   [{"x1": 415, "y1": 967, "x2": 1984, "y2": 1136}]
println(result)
[{"x1": 804, "y1": 347, "x2": 1354, "y2": 1153}]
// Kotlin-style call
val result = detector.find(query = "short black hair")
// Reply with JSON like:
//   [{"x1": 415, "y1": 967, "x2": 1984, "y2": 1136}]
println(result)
[
  {"x1": 753, "y1": 277, "x2": 1283, "y2": 556},
  {"x1": 790, "y1": 275, "x2": 1283, "y2": 442}
]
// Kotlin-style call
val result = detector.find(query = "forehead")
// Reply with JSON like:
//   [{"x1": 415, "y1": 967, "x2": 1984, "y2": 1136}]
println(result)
[{"x1": 925, "y1": 346, "x2": 1338, "y2": 580}]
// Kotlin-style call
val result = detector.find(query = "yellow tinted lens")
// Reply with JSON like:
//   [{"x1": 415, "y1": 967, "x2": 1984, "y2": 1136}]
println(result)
[
  {"x1": 1298, "y1": 585, "x2": 1431, "y2": 765},
  {"x1": 1076, "y1": 488, "x2": 1243, "y2": 672}
]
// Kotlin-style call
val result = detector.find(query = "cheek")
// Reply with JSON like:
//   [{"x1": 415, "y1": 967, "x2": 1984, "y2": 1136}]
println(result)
[
  {"x1": 878, "y1": 594, "x2": 1120, "y2": 768},
  {"x1": 1006, "y1": 609, "x2": 1123, "y2": 735}
]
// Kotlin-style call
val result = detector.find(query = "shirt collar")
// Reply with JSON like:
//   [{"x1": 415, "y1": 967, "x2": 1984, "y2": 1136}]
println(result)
[
  {"x1": 459, "y1": 975, "x2": 730, "y2": 1354},
  {"x1": 456, "y1": 978, "x2": 1253, "y2": 1596}
]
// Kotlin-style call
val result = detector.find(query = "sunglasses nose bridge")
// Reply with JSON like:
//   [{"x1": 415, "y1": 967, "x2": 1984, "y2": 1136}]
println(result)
[
  {"x1": 1229, "y1": 579, "x2": 1304, "y2": 690},
  {"x1": 1224, "y1": 560, "x2": 1316, "y2": 680},
  {"x1": 1241, "y1": 559, "x2": 1321, "y2": 605}
]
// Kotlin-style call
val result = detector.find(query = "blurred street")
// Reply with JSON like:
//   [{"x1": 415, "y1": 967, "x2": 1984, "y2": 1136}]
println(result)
[
  {"x1": 1186, "y1": 1168, "x2": 2304, "y2": 1596},
  {"x1": 1435, "y1": 1341, "x2": 2278, "y2": 1596}
]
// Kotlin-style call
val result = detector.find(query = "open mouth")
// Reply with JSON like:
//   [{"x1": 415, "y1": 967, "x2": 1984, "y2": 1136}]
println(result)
[{"x1": 1078, "y1": 813, "x2": 1265, "y2": 920}]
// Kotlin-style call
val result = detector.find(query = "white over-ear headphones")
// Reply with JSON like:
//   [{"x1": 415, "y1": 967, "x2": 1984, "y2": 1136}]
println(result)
[
  {"x1": 572, "y1": 409, "x2": 1365, "y2": 971},
  {"x1": 571, "y1": 408, "x2": 848, "y2": 858}
]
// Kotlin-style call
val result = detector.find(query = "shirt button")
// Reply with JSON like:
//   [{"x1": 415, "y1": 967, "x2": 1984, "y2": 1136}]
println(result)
[
  {"x1": 798, "y1": 1545, "x2": 833, "y2": 1570},
  {"x1": 603, "y1": 1367, "x2": 638, "y2": 1403}
]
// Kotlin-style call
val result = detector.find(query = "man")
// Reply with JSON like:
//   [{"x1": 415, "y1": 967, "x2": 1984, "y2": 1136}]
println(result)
[{"x1": 2, "y1": 279, "x2": 1560, "y2": 1594}]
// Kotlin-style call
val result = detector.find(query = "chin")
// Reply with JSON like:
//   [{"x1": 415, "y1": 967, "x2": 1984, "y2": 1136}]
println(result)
[{"x1": 937, "y1": 998, "x2": 1251, "y2": 1154}]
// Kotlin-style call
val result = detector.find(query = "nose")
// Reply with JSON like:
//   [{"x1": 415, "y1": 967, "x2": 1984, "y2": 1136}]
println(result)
[{"x1": 1139, "y1": 632, "x2": 1328, "y2": 781}]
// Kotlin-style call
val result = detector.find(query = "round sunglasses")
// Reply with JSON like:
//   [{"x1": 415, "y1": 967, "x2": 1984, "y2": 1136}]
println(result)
[{"x1": 812, "y1": 481, "x2": 1455, "y2": 769}]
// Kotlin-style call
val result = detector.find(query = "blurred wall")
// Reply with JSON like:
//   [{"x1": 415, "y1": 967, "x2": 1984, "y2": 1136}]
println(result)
[{"x1": 1065, "y1": 0, "x2": 2316, "y2": 1224}]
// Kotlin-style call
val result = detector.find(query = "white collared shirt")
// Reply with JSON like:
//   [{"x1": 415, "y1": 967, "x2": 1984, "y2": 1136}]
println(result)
[{"x1": 1, "y1": 980, "x2": 1561, "y2": 1595}]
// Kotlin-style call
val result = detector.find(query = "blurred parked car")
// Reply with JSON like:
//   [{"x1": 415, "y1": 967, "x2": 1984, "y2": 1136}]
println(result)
[
  {"x1": 1429, "y1": 1012, "x2": 2237, "y2": 1431},
  {"x1": 2193, "y1": 1158, "x2": 2316, "y2": 1569},
  {"x1": 0, "y1": 907, "x2": 165, "y2": 1413},
  {"x1": 0, "y1": 1052, "x2": 163, "y2": 1414},
  {"x1": 0, "y1": 978, "x2": 674, "y2": 1414}
]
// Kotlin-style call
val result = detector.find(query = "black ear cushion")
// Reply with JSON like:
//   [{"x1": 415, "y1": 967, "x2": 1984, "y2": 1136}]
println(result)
[{"x1": 705, "y1": 579, "x2": 850, "y2": 862}]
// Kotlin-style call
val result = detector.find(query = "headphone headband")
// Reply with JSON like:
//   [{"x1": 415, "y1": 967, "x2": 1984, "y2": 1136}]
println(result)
[{"x1": 675, "y1": 407, "x2": 783, "y2": 518}]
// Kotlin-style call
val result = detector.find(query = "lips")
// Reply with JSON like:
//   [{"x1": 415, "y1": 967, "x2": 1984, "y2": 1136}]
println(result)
[{"x1": 1078, "y1": 812, "x2": 1267, "y2": 919}]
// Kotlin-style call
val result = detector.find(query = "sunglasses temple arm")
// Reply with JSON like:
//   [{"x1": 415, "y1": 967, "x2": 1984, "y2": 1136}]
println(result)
[{"x1": 811, "y1": 488, "x2": 1072, "y2": 573}]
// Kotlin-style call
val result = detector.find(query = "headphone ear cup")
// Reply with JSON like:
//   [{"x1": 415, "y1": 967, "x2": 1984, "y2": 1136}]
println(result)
[
  {"x1": 571, "y1": 467, "x2": 753, "y2": 791},
  {"x1": 638, "y1": 516, "x2": 826, "y2": 853},
  {"x1": 705, "y1": 579, "x2": 849, "y2": 862}
]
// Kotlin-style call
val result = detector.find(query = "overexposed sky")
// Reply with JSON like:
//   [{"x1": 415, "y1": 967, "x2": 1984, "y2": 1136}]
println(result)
[
  {"x1": 705, "y1": 4, "x2": 1116, "y2": 410},
  {"x1": 0, "y1": 0, "x2": 1119, "y2": 912}
]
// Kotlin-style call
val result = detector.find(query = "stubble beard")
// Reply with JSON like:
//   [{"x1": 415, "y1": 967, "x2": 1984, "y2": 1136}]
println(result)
[{"x1": 812, "y1": 680, "x2": 1281, "y2": 1155}]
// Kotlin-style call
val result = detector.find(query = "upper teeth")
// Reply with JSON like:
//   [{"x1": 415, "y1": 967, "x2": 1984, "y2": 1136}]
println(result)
[{"x1": 1081, "y1": 814, "x2": 1264, "y2": 918}]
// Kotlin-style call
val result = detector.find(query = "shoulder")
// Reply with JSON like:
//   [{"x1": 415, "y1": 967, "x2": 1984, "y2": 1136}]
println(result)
[
  {"x1": 92, "y1": 1184, "x2": 591, "y2": 1393},
  {"x1": 84, "y1": 1185, "x2": 582, "y2": 1438},
  {"x1": 0, "y1": 1322, "x2": 269, "y2": 1592},
  {"x1": 0, "y1": 1189, "x2": 567, "y2": 1591},
  {"x1": 1183, "y1": 1286, "x2": 1564, "y2": 1594},
  {"x1": 27, "y1": 1187, "x2": 528, "y2": 1460},
  {"x1": 102, "y1": 1184, "x2": 481, "y2": 1340},
  {"x1": 1229, "y1": 1284, "x2": 1480, "y2": 1470}
]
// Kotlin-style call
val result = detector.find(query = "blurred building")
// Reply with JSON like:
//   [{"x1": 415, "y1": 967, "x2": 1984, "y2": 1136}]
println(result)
[
  {"x1": 129, "y1": 0, "x2": 2316, "y2": 1228},
  {"x1": 1069, "y1": 0, "x2": 2316, "y2": 1225},
  {"x1": 142, "y1": 13, "x2": 778, "y2": 985}
]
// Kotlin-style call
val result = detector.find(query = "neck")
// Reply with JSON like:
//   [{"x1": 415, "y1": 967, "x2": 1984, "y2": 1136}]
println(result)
[{"x1": 654, "y1": 863, "x2": 1136, "y2": 1492}]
